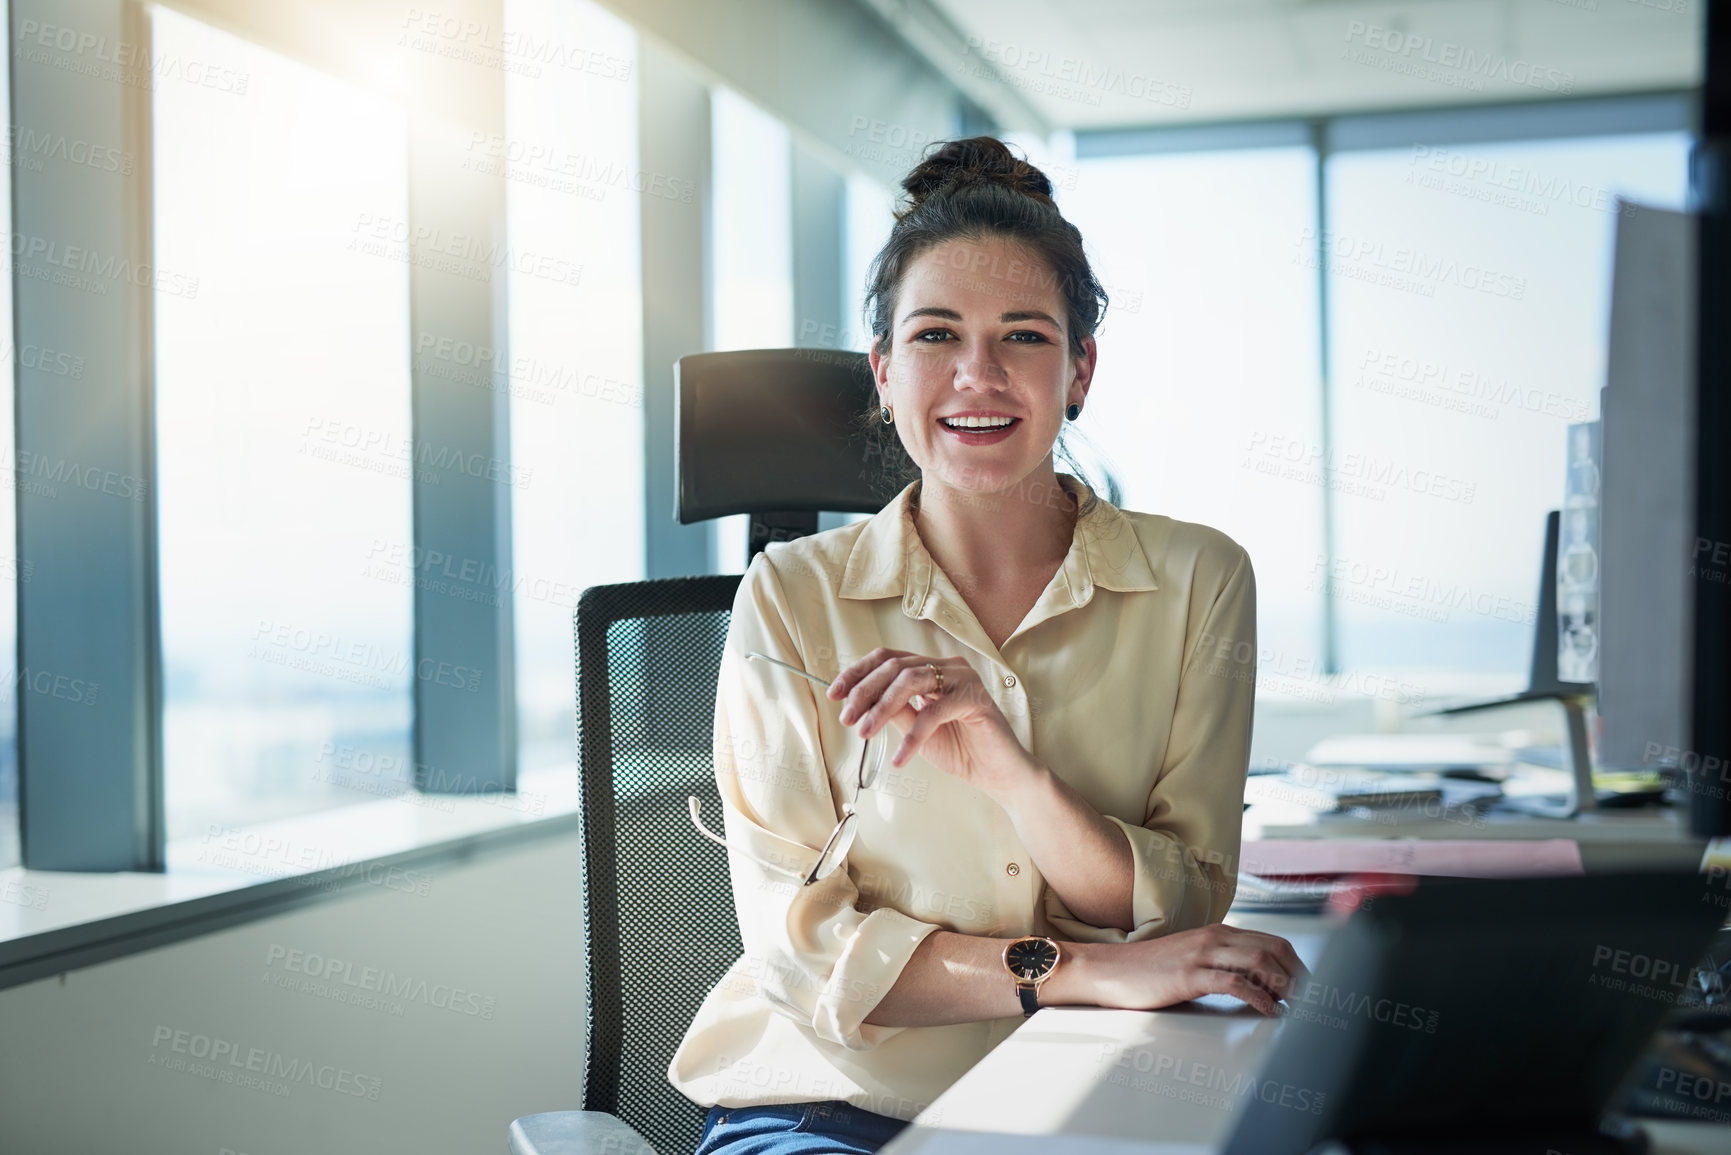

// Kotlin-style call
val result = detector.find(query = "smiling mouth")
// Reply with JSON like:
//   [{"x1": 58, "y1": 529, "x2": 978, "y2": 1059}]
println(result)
[{"x1": 939, "y1": 416, "x2": 1018, "y2": 431}]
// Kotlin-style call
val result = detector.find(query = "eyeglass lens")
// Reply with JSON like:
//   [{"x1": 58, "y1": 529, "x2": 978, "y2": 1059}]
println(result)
[{"x1": 811, "y1": 813, "x2": 860, "y2": 882}]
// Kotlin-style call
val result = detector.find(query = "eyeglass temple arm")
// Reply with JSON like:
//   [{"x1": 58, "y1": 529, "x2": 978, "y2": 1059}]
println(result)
[
  {"x1": 686, "y1": 797, "x2": 807, "y2": 882},
  {"x1": 745, "y1": 651, "x2": 836, "y2": 690},
  {"x1": 745, "y1": 651, "x2": 876, "y2": 790}
]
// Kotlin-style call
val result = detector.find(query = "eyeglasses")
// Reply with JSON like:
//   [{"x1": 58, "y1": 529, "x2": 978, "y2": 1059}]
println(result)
[{"x1": 687, "y1": 650, "x2": 885, "y2": 886}]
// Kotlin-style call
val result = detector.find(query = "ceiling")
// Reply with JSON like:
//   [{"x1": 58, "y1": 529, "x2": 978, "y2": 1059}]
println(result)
[{"x1": 915, "y1": 0, "x2": 1701, "y2": 131}]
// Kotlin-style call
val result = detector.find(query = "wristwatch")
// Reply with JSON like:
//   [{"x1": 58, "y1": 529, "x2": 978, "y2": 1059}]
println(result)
[{"x1": 1003, "y1": 935, "x2": 1062, "y2": 1017}]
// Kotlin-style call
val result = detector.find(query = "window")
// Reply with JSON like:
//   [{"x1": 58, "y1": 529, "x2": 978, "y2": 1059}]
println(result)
[
  {"x1": 1069, "y1": 109, "x2": 1692, "y2": 701},
  {"x1": 843, "y1": 171, "x2": 895, "y2": 352},
  {"x1": 0, "y1": 27, "x2": 17, "y2": 870},
  {"x1": 153, "y1": 7, "x2": 415, "y2": 836},
  {"x1": 1065, "y1": 147, "x2": 1326, "y2": 669},
  {"x1": 1325, "y1": 132, "x2": 1692, "y2": 673},
  {"x1": 505, "y1": 0, "x2": 645, "y2": 775},
  {"x1": 709, "y1": 87, "x2": 794, "y2": 573}
]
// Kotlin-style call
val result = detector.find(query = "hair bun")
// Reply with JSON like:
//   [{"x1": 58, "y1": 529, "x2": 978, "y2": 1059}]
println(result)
[{"x1": 899, "y1": 137, "x2": 1055, "y2": 218}]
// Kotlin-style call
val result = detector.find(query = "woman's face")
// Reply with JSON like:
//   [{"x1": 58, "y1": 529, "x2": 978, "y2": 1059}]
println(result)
[{"x1": 870, "y1": 235, "x2": 1095, "y2": 501}]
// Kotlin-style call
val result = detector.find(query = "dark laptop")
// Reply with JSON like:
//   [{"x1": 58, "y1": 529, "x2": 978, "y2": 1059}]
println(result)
[{"x1": 1222, "y1": 871, "x2": 1728, "y2": 1155}]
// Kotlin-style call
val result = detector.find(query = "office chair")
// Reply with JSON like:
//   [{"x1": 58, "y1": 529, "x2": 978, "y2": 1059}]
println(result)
[{"x1": 510, "y1": 349, "x2": 895, "y2": 1155}]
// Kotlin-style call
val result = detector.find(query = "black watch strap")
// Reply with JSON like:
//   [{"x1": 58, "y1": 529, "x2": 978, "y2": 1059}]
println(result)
[{"x1": 1017, "y1": 983, "x2": 1040, "y2": 1017}]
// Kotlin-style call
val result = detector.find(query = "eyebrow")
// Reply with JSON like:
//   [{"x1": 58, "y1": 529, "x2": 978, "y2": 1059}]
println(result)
[{"x1": 899, "y1": 307, "x2": 1062, "y2": 327}]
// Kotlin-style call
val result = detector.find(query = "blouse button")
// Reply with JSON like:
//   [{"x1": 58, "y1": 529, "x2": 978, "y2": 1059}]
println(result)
[
  {"x1": 1003, "y1": 674, "x2": 1017, "y2": 688},
  {"x1": 1005, "y1": 862, "x2": 1021, "y2": 877}
]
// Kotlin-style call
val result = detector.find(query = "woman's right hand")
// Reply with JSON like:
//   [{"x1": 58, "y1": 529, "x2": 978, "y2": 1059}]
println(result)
[{"x1": 1055, "y1": 924, "x2": 1307, "y2": 1017}]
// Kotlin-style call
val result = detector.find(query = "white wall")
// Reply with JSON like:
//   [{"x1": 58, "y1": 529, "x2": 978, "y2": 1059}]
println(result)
[{"x1": 0, "y1": 834, "x2": 586, "y2": 1155}]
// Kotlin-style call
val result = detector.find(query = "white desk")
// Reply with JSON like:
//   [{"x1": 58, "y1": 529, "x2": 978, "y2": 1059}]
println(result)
[
  {"x1": 1243, "y1": 803, "x2": 1706, "y2": 872},
  {"x1": 883, "y1": 912, "x2": 1729, "y2": 1155}
]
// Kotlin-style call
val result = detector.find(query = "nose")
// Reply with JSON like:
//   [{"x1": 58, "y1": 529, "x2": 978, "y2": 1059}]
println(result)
[{"x1": 952, "y1": 335, "x2": 1008, "y2": 393}]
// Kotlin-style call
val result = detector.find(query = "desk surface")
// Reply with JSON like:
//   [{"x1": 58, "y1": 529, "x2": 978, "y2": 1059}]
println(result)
[
  {"x1": 1243, "y1": 803, "x2": 1705, "y2": 873},
  {"x1": 884, "y1": 912, "x2": 1729, "y2": 1155}
]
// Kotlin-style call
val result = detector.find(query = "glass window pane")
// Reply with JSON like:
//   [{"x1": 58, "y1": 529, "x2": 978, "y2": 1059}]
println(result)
[
  {"x1": 1065, "y1": 149, "x2": 1326, "y2": 667},
  {"x1": 710, "y1": 87, "x2": 792, "y2": 573},
  {"x1": 1325, "y1": 133, "x2": 1691, "y2": 674},
  {"x1": 505, "y1": 0, "x2": 644, "y2": 775},
  {"x1": 844, "y1": 171, "x2": 894, "y2": 353},
  {"x1": 154, "y1": 8, "x2": 414, "y2": 837},
  {"x1": 0, "y1": 28, "x2": 16, "y2": 870}
]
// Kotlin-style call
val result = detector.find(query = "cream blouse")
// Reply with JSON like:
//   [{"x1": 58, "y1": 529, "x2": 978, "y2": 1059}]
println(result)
[{"x1": 667, "y1": 474, "x2": 1256, "y2": 1121}]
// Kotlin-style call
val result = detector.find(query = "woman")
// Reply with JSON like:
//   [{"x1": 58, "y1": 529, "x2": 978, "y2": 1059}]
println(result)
[{"x1": 669, "y1": 137, "x2": 1302, "y2": 1155}]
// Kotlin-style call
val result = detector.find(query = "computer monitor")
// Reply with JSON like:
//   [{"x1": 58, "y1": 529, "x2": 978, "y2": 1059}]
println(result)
[
  {"x1": 1221, "y1": 872, "x2": 1727, "y2": 1155},
  {"x1": 1596, "y1": 205, "x2": 1694, "y2": 786},
  {"x1": 1594, "y1": 72, "x2": 1731, "y2": 838},
  {"x1": 1689, "y1": 7, "x2": 1731, "y2": 838}
]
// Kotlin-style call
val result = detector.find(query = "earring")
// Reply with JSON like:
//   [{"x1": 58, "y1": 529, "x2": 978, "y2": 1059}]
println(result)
[
  {"x1": 880, "y1": 404, "x2": 894, "y2": 425},
  {"x1": 1065, "y1": 403, "x2": 1081, "y2": 422}
]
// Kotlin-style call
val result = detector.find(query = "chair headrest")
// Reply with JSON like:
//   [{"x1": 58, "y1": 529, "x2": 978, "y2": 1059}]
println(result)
[{"x1": 675, "y1": 349, "x2": 901, "y2": 523}]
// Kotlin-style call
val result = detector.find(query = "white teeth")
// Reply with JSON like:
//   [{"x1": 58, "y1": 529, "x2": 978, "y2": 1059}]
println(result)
[{"x1": 941, "y1": 416, "x2": 1015, "y2": 430}]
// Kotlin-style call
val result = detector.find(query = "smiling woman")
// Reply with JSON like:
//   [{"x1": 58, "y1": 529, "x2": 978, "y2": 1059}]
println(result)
[
  {"x1": 857, "y1": 139, "x2": 1112, "y2": 505},
  {"x1": 670, "y1": 138, "x2": 1300, "y2": 1155}
]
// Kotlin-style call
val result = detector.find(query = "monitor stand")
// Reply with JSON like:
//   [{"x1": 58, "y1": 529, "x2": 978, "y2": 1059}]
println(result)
[{"x1": 1419, "y1": 512, "x2": 1598, "y2": 819}]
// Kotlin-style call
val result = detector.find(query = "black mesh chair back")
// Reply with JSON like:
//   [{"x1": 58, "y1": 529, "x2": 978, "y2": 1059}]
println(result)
[{"x1": 575, "y1": 574, "x2": 745, "y2": 1155}]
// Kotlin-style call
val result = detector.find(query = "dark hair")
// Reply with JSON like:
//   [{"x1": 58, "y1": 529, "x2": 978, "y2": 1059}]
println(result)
[{"x1": 858, "y1": 136, "x2": 1119, "y2": 506}]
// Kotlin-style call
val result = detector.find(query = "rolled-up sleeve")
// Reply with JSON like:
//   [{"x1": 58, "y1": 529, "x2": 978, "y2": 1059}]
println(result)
[
  {"x1": 1045, "y1": 546, "x2": 1256, "y2": 942},
  {"x1": 713, "y1": 554, "x2": 939, "y2": 1050}
]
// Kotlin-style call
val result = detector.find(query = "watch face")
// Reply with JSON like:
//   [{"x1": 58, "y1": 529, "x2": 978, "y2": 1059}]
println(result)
[{"x1": 1005, "y1": 937, "x2": 1059, "y2": 981}]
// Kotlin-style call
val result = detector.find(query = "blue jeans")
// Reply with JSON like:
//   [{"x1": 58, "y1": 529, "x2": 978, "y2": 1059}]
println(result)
[{"x1": 693, "y1": 1101, "x2": 910, "y2": 1155}]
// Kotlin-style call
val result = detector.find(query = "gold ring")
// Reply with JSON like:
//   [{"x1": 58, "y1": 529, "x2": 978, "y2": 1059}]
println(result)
[{"x1": 928, "y1": 662, "x2": 944, "y2": 696}]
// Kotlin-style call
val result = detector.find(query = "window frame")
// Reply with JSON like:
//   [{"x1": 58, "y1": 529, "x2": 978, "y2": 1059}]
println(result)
[
  {"x1": 1076, "y1": 91, "x2": 1697, "y2": 675},
  {"x1": 12, "y1": 0, "x2": 1691, "y2": 871},
  {"x1": 12, "y1": 0, "x2": 521, "y2": 871}
]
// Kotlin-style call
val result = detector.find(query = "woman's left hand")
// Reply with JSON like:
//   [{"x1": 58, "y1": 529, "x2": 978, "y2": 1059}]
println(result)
[{"x1": 827, "y1": 648, "x2": 1038, "y2": 801}]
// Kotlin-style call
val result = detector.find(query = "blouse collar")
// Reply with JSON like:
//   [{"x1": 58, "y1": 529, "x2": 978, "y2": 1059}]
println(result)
[{"x1": 838, "y1": 474, "x2": 1159, "y2": 626}]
